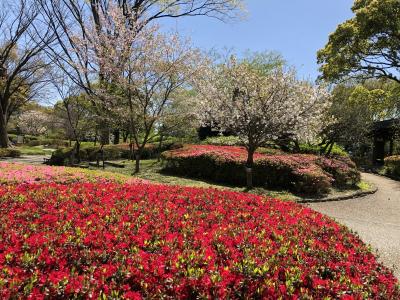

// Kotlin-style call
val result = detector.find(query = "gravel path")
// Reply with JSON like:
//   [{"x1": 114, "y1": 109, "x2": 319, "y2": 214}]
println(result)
[
  {"x1": 307, "y1": 173, "x2": 400, "y2": 278},
  {"x1": 0, "y1": 155, "x2": 50, "y2": 165}
]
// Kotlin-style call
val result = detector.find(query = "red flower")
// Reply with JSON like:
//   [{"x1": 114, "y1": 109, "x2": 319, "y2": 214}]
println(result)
[{"x1": 0, "y1": 167, "x2": 397, "y2": 298}]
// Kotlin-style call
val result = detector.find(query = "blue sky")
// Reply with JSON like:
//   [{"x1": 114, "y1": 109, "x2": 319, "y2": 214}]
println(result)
[{"x1": 162, "y1": 0, "x2": 354, "y2": 81}]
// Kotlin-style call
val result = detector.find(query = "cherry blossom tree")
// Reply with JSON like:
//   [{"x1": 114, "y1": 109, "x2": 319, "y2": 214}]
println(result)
[
  {"x1": 194, "y1": 54, "x2": 331, "y2": 188},
  {"x1": 65, "y1": 3, "x2": 202, "y2": 172},
  {"x1": 17, "y1": 110, "x2": 50, "y2": 136},
  {"x1": 122, "y1": 35, "x2": 202, "y2": 173},
  {"x1": 38, "y1": 0, "x2": 244, "y2": 145}
]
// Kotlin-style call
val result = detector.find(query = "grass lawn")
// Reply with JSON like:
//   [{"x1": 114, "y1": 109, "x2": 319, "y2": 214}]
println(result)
[{"x1": 16, "y1": 145, "x2": 55, "y2": 156}]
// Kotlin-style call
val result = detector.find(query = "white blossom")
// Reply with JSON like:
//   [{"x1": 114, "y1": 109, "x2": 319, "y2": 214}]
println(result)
[
  {"x1": 193, "y1": 56, "x2": 331, "y2": 152},
  {"x1": 17, "y1": 110, "x2": 50, "y2": 136}
]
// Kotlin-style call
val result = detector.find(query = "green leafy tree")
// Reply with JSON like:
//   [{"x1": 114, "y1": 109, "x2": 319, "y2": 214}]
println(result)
[
  {"x1": 317, "y1": 0, "x2": 400, "y2": 84},
  {"x1": 321, "y1": 80, "x2": 400, "y2": 155}
]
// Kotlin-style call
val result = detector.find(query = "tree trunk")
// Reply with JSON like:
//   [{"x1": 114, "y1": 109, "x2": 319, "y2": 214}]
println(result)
[
  {"x1": 75, "y1": 141, "x2": 81, "y2": 163},
  {"x1": 326, "y1": 142, "x2": 334, "y2": 156},
  {"x1": 135, "y1": 151, "x2": 141, "y2": 173},
  {"x1": 100, "y1": 126, "x2": 110, "y2": 145},
  {"x1": 0, "y1": 113, "x2": 9, "y2": 148},
  {"x1": 113, "y1": 129, "x2": 120, "y2": 144},
  {"x1": 122, "y1": 131, "x2": 129, "y2": 143},
  {"x1": 96, "y1": 151, "x2": 100, "y2": 168},
  {"x1": 101, "y1": 146, "x2": 105, "y2": 169},
  {"x1": 129, "y1": 133, "x2": 135, "y2": 161},
  {"x1": 293, "y1": 140, "x2": 301, "y2": 153},
  {"x1": 246, "y1": 149, "x2": 255, "y2": 189},
  {"x1": 157, "y1": 134, "x2": 164, "y2": 162},
  {"x1": 129, "y1": 142, "x2": 134, "y2": 161}
]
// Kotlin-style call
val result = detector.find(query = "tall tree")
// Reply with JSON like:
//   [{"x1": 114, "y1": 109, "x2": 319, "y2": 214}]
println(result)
[
  {"x1": 38, "y1": 0, "x2": 244, "y2": 145},
  {"x1": 0, "y1": 0, "x2": 55, "y2": 148},
  {"x1": 53, "y1": 3, "x2": 202, "y2": 172},
  {"x1": 51, "y1": 73, "x2": 96, "y2": 163},
  {"x1": 321, "y1": 80, "x2": 400, "y2": 155},
  {"x1": 317, "y1": 0, "x2": 400, "y2": 84},
  {"x1": 194, "y1": 53, "x2": 330, "y2": 188}
]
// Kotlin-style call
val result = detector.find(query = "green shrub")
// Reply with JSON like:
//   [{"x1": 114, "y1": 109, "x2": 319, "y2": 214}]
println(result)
[
  {"x1": 7, "y1": 134, "x2": 17, "y2": 141},
  {"x1": 26, "y1": 139, "x2": 69, "y2": 148},
  {"x1": 0, "y1": 148, "x2": 21, "y2": 158},
  {"x1": 48, "y1": 142, "x2": 181, "y2": 165},
  {"x1": 21, "y1": 135, "x2": 39, "y2": 143},
  {"x1": 48, "y1": 146, "x2": 126, "y2": 166},
  {"x1": 202, "y1": 136, "x2": 242, "y2": 146},
  {"x1": 26, "y1": 140, "x2": 42, "y2": 146},
  {"x1": 48, "y1": 148, "x2": 73, "y2": 165},
  {"x1": 299, "y1": 143, "x2": 348, "y2": 157},
  {"x1": 384, "y1": 155, "x2": 400, "y2": 177}
]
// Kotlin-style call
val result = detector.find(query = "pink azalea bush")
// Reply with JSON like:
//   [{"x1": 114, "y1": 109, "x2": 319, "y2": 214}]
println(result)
[{"x1": 162, "y1": 145, "x2": 360, "y2": 195}]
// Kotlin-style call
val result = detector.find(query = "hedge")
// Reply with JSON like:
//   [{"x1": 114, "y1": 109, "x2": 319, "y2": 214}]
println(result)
[
  {"x1": 384, "y1": 155, "x2": 400, "y2": 177},
  {"x1": 161, "y1": 145, "x2": 360, "y2": 196},
  {"x1": 299, "y1": 143, "x2": 349, "y2": 157},
  {"x1": 48, "y1": 142, "x2": 181, "y2": 166},
  {"x1": 25, "y1": 139, "x2": 69, "y2": 148},
  {"x1": 0, "y1": 148, "x2": 21, "y2": 158}
]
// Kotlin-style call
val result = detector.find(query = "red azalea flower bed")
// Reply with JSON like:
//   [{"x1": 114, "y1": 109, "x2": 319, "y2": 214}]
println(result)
[
  {"x1": 0, "y1": 182, "x2": 399, "y2": 299},
  {"x1": 162, "y1": 145, "x2": 360, "y2": 195}
]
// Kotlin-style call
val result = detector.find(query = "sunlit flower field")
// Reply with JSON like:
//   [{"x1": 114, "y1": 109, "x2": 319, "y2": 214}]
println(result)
[{"x1": 0, "y1": 163, "x2": 398, "y2": 299}]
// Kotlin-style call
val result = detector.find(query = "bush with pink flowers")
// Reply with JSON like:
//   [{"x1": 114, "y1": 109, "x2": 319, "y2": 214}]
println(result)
[{"x1": 162, "y1": 145, "x2": 360, "y2": 195}]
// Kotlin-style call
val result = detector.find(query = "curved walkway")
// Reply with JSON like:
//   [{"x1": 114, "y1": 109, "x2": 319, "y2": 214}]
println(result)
[
  {"x1": 0, "y1": 155, "x2": 50, "y2": 165},
  {"x1": 307, "y1": 173, "x2": 400, "y2": 278}
]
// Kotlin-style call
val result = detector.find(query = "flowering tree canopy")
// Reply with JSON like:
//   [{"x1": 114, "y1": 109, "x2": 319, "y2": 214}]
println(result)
[
  {"x1": 17, "y1": 110, "x2": 50, "y2": 136},
  {"x1": 194, "y1": 54, "x2": 331, "y2": 187},
  {"x1": 69, "y1": 3, "x2": 202, "y2": 171}
]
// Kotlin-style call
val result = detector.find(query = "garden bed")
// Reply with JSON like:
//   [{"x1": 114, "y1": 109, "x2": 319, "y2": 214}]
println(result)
[
  {"x1": 161, "y1": 145, "x2": 360, "y2": 196},
  {"x1": 0, "y1": 162, "x2": 145, "y2": 185},
  {"x1": 0, "y1": 163, "x2": 398, "y2": 298}
]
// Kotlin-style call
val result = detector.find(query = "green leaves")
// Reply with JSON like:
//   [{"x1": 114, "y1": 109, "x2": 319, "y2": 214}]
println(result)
[{"x1": 318, "y1": 0, "x2": 400, "y2": 83}]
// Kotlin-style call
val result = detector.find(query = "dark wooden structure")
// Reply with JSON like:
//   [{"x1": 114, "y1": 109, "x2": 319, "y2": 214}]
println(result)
[{"x1": 372, "y1": 119, "x2": 399, "y2": 164}]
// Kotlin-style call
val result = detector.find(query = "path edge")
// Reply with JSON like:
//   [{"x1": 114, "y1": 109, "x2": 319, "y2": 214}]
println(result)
[{"x1": 298, "y1": 184, "x2": 378, "y2": 204}]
